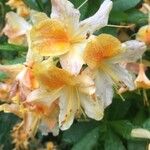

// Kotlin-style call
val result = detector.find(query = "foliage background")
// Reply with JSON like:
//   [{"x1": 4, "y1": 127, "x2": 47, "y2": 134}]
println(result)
[{"x1": 0, "y1": 0, "x2": 150, "y2": 149}]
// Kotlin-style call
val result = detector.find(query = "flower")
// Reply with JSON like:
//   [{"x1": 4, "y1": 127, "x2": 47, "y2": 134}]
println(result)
[
  {"x1": 136, "y1": 25, "x2": 150, "y2": 46},
  {"x1": 83, "y1": 34, "x2": 146, "y2": 107},
  {"x1": 6, "y1": 0, "x2": 29, "y2": 17},
  {"x1": 3, "y1": 12, "x2": 30, "y2": 45},
  {"x1": 28, "y1": 62, "x2": 104, "y2": 130},
  {"x1": 134, "y1": 63, "x2": 150, "y2": 89},
  {"x1": 29, "y1": 0, "x2": 113, "y2": 74}
]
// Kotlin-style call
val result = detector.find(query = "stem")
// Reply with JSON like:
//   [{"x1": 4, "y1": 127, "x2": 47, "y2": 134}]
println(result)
[{"x1": 77, "y1": 0, "x2": 88, "y2": 10}]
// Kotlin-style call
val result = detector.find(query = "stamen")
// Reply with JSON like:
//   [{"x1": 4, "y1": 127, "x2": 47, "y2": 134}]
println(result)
[
  {"x1": 77, "y1": 0, "x2": 88, "y2": 10},
  {"x1": 143, "y1": 89, "x2": 149, "y2": 106}
]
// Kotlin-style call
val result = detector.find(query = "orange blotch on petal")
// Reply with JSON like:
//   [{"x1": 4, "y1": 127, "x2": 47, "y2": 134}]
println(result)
[
  {"x1": 30, "y1": 19, "x2": 71, "y2": 56},
  {"x1": 34, "y1": 64, "x2": 75, "y2": 90},
  {"x1": 84, "y1": 34, "x2": 122, "y2": 69}
]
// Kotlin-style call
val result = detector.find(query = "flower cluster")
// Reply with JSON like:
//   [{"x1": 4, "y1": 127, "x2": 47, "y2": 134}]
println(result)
[{"x1": 0, "y1": 0, "x2": 147, "y2": 144}]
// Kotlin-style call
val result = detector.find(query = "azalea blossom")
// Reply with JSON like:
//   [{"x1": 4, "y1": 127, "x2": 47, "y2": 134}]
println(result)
[
  {"x1": 29, "y1": 0, "x2": 113, "y2": 74},
  {"x1": 3, "y1": 12, "x2": 30, "y2": 45},
  {"x1": 135, "y1": 63, "x2": 150, "y2": 89},
  {"x1": 83, "y1": 34, "x2": 146, "y2": 107},
  {"x1": 27, "y1": 62, "x2": 104, "y2": 130},
  {"x1": 136, "y1": 25, "x2": 150, "y2": 46},
  {"x1": 6, "y1": 0, "x2": 29, "y2": 17}
]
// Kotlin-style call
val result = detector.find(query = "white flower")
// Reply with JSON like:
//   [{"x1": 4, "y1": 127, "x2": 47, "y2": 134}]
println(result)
[{"x1": 83, "y1": 34, "x2": 146, "y2": 107}]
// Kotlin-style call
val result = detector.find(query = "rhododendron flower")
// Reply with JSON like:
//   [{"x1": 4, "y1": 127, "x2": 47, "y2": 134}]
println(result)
[
  {"x1": 136, "y1": 25, "x2": 150, "y2": 46},
  {"x1": 28, "y1": 63, "x2": 104, "y2": 130},
  {"x1": 3, "y1": 12, "x2": 30, "y2": 45},
  {"x1": 6, "y1": 0, "x2": 29, "y2": 17},
  {"x1": 83, "y1": 34, "x2": 146, "y2": 107},
  {"x1": 135, "y1": 63, "x2": 150, "y2": 89},
  {"x1": 29, "y1": 0, "x2": 113, "y2": 74}
]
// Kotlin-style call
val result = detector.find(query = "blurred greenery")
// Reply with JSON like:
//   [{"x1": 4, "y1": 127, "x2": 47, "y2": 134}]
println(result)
[{"x1": 0, "y1": 0, "x2": 150, "y2": 149}]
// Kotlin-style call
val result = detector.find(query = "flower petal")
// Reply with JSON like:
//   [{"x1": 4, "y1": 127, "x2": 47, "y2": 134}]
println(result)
[
  {"x1": 95, "y1": 70, "x2": 113, "y2": 107},
  {"x1": 109, "y1": 64, "x2": 135, "y2": 90},
  {"x1": 3, "y1": 12, "x2": 30, "y2": 39},
  {"x1": 80, "y1": 93, "x2": 104, "y2": 120},
  {"x1": 131, "y1": 128, "x2": 150, "y2": 139},
  {"x1": 51, "y1": 0, "x2": 80, "y2": 31},
  {"x1": 110, "y1": 40, "x2": 146, "y2": 63},
  {"x1": 34, "y1": 64, "x2": 75, "y2": 90},
  {"x1": 60, "y1": 44, "x2": 85, "y2": 75},
  {"x1": 27, "y1": 88, "x2": 61, "y2": 108},
  {"x1": 30, "y1": 19, "x2": 70, "y2": 56},
  {"x1": 83, "y1": 34, "x2": 122, "y2": 69},
  {"x1": 79, "y1": 0, "x2": 113, "y2": 34},
  {"x1": 30, "y1": 10, "x2": 49, "y2": 25},
  {"x1": 59, "y1": 87, "x2": 78, "y2": 130}
]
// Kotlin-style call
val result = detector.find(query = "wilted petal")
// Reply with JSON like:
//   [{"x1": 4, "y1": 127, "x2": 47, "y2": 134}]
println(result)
[
  {"x1": 95, "y1": 70, "x2": 113, "y2": 107},
  {"x1": 79, "y1": 0, "x2": 113, "y2": 34},
  {"x1": 131, "y1": 128, "x2": 150, "y2": 139},
  {"x1": 51, "y1": 0, "x2": 80, "y2": 31},
  {"x1": 80, "y1": 93, "x2": 104, "y2": 120},
  {"x1": 60, "y1": 44, "x2": 85, "y2": 75},
  {"x1": 3, "y1": 12, "x2": 30, "y2": 39},
  {"x1": 30, "y1": 19, "x2": 70, "y2": 56},
  {"x1": 59, "y1": 87, "x2": 78, "y2": 130},
  {"x1": 110, "y1": 40, "x2": 146, "y2": 63}
]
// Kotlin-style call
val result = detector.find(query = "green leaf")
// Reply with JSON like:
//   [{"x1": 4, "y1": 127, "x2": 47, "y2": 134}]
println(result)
[
  {"x1": 0, "y1": 44, "x2": 27, "y2": 52},
  {"x1": 110, "y1": 120, "x2": 134, "y2": 140},
  {"x1": 127, "y1": 9, "x2": 148, "y2": 25},
  {"x1": 0, "y1": 113, "x2": 19, "y2": 150},
  {"x1": 62, "y1": 121, "x2": 99, "y2": 144},
  {"x1": 104, "y1": 129, "x2": 126, "y2": 150},
  {"x1": 143, "y1": 118, "x2": 150, "y2": 131},
  {"x1": 109, "y1": 11, "x2": 128, "y2": 24},
  {"x1": 112, "y1": 0, "x2": 141, "y2": 11},
  {"x1": 127, "y1": 141, "x2": 148, "y2": 150},
  {"x1": 71, "y1": 126, "x2": 100, "y2": 150}
]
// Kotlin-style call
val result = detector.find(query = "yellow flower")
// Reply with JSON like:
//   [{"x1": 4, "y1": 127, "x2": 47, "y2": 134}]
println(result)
[
  {"x1": 136, "y1": 25, "x2": 150, "y2": 46},
  {"x1": 29, "y1": 0, "x2": 113, "y2": 75},
  {"x1": 27, "y1": 62, "x2": 104, "y2": 130},
  {"x1": 83, "y1": 34, "x2": 146, "y2": 107}
]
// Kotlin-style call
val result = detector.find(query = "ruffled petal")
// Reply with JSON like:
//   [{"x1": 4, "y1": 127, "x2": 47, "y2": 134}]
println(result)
[
  {"x1": 60, "y1": 44, "x2": 85, "y2": 75},
  {"x1": 59, "y1": 87, "x2": 78, "y2": 130},
  {"x1": 95, "y1": 70, "x2": 113, "y2": 107},
  {"x1": 30, "y1": 19, "x2": 70, "y2": 56},
  {"x1": 110, "y1": 40, "x2": 146, "y2": 63},
  {"x1": 79, "y1": 0, "x2": 113, "y2": 34},
  {"x1": 80, "y1": 93, "x2": 104, "y2": 120},
  {"x1": 51, "y1": 0, "x2": 80, "y2": 31},
  {"x1": 3, "y1": 12, "x2": 30, "y2": 39}
]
